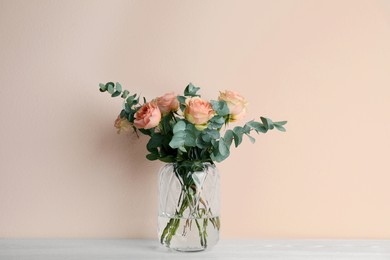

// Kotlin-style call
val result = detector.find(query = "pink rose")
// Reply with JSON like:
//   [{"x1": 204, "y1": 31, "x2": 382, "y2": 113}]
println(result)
[
  {"x1": 134, "y1": 102, "x2": 161, "y2": 129},
  {"x1": 184, "y1": 97, "x2": 214, "y2": 129},
  {"x1": 218, "y1": 90, "x2": 248, "y2": 122},
  {"x1": 156, "y1": 92, "x2": 179, "y2": 114},
  {"x1": 114, "y1": 115, "x2": 132, "y2": 134}
]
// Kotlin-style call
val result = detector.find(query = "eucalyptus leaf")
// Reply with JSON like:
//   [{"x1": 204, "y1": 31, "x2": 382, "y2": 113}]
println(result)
[
  {"x1": 224, "y1": 130, "x2": 234, "y2": 147},
  {"x1": 124, "y1": 103, "x2": 131, "y2": 113},
  {"x1": 246, "y1": 134, "x2": 256, "y2": 144},
  {"x1": 196, "y1": 136, "x2": 209, "y2": 149},
  {"x1": 233, "y1": 126, "x2": 244, "y2": 147},
  {"x1": 169, "y1": 131, "x2": 186, "y2": 148},
  {"x1": 207, "y1": 129, "x2": 220, "y2": 139},
  {"x1": 201, "y1": 133, "x2": 211, "y2": 142},
  {"x1": 159, "y1": 155, "x2": 175, "y2": 163},
  {"x1": 147, "y1": 133, "x2": 164, "y2": 150},
  {"x1": 275, "y1": 125, "x2": 286, "y2": 132},
  {"x1": 261, "y1": 117, "x2": 274, "y2": 130},
  {"x1": 115, "y1": 82, "x2": 122, "y2": 92},
  {"x1": 177, "y1": 95, "x2": 186, "y2": 104},
  {"x1": 184, "y1": 83, "x2": 200, "y2": 97},
  {"x1": 146, "y1": 153, "x2": 158, "y2": 161},
  {"x1": 218, "y1": 138, "x2": 229, "y2": 156},
  {"x1": 210, "y1": 100, "x2": 229, "y2": 116},
  {"x1": 99, "y1": 83, "x2": 107, "y2": 92},
  {"x1": 184, "y1": 131, "x2": 196, "y2": 147},
  {"x1": 274, "y1": 120, "x2": 288, "y2": 126},
  {"x1": 121, "y1": 90, "x2": 129, "y2": 99},
  {"x1": 120, "y1": 110, "x2": 127, "y2": 118},
  {"x1": 111, "y1": 91, "x2": 121, "y2": 97},
  {"x1": 106, "y1": 82, "x2": 115, "y2": 94},
  {"x1": 232, "y1": 131, "x2": 241, "y2": 147},
  {"x1": 246, "y1": 120, "x2": 267, "y2": 133},
  {"x1": 173, "y1": 121, "x2": 186, "y2": 134}
]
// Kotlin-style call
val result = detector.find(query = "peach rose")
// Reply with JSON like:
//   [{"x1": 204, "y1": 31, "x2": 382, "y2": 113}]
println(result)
[
  {"x1": 114, "y1": 115, "x2": 132, "y2": 134},
  {"x1": 218, "y1": 90, "x2": 248, "y2": 122},
  {"x1": 156, "y1": 92, "x2": 179, "y2": 114},
  {"x1": 134, "y1": 102, "x2": 161, "y2": 129},
  {"x1": 184, "y1": 97, "x2": 214, "y2": 129}
]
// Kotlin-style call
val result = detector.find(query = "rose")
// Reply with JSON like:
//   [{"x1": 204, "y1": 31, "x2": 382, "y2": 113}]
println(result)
[
  {"x1": 114, "y1": 115, "x2": 132, "y2": 134},
  {"x1": 156, "y1": 92, "x2": 180, "y2": 114},
  {"x1": 218, "y1": 90, "x2": 248, "y2": 122},
  {"x1": 184, "y1": 97, "x2": 214, "y2": 130},
  {"x1": 134, "y1": 102, "x2": 161, "y2": 129}
]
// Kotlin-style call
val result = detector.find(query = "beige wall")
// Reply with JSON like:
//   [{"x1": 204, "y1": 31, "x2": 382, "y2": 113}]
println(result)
[{"x1": 1, "y1": 0, "x2": 390, "y2": 239}]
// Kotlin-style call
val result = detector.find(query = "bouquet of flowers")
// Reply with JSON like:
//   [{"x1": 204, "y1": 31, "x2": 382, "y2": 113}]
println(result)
[{"x1": 99, "y1": 82, "x2": 286, "y2": 250}]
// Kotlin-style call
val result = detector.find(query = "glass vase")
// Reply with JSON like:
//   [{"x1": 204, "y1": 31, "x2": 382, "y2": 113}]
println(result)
[{"x1": 158, "y1": 162, "x2": 220, "y2": 252}]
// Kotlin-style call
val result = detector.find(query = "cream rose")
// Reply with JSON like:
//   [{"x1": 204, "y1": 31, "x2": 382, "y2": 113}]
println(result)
[
  {"x1": 156, "y1": 92, "x2": 179, "y2": 114},
  {"x1": 184, "y1": 97, "x2": 214, "y2": 129},
  {"x1": 134, "y1": 102, "x2": 161, "y2": 129},
  {"x1": 218, "y1": 90, "x2": 248, "y2": 122},
  {"x1": 114, "y1": 115, "x2": 132, "y2": 134}
]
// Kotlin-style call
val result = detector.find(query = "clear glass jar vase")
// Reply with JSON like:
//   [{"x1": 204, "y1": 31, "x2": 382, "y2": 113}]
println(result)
[{"x1": 158, "y1": 162, "x2": 220, "y2": 252}]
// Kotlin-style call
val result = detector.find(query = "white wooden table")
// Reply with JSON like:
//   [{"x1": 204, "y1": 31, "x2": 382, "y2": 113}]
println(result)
[{"x1": 1, "y1": 239, "x2": 390, "y2": 260}]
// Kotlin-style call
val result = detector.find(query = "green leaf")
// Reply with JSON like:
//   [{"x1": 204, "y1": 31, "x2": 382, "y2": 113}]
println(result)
[
  {"x1": 177, "y1": 95, "x2": 186, "y2": 104},
  {"x1": 196, "y1": 136, "x2": 209, "y2": 149},
  {"x1": 146, "y1": 153, "x2": 158, "y2": 161},
  {"x1": 261, "y1": 117, "x2": 274, "y2": 130},
  {"x1": 121, "y1": 90, "x2": 129, "y2": 99},
  {"x1": 233, "y1": 126, "x2": 244, "y2": 147},
  {"x1": 99, "y1": 83, "x2": 107, "y2": 92},
  {"x1": 138, "y1": 128, "x2": 152, "y2": 136},
  {"x1": 201, "y1": 133, "x2": 211, "y2": 142},
  {"x1": 211, "y1": 139, "x2": 230, "y2": 162},
  {"x1": 224, "y1": 129, "x2": 234, "y2": 147},
  {"x1": 243, "y1": 124, "x2": 251, "y2": 133},
  {"x1": 218, "y1": 138, "x2": 229, "y2": 156},
  {"x1": 126, "y1": 94, "x2": 137, "y2": 105},
  {"x1": 124, "y1": 103, "x2": 131, "y2": 113},
  {"x1": 207, "y1": 129, "x2": 220, "y2": 139},
  {"x1": 159, "y1": 156, "x2": 176, "y2": 163},
  {"x1": 160, "y1": 115, "x2": 172, "y2": 134},
  {"x1": 184, "y1": 83, "x2": 200, "y2": 97},
  {"x1": 169, "y1": 131, "x2": 186, "y2": 148},
  {"x1": 246, "y1": 120, "x2": 267, "y2": 133},
  {"x1": 184, "y1": 131, "x2": 196, "y2": 147},
  {"x1": 275, "y1": 125, "x2": 286, "y2": 132},
  {"x1": 207, "y1": 116, "x2": 225, "y2": 129},
  {"x1": 185, "y1": 122, "x2": 198, "y2": 132},
  {"x1": 246, "y1": 134, "x2": 256, "y2": 144},
  {"x1": 173, "y1": 121, "x2": 186, "y2": 134},
  {"x1": 147, "y1": 133, "x2": 164, "y2": 151},
  {"x1": 274, "y1": 120, "x2": 287, "y2": 126},
  {"x1": 111, "y1": 91, "x2": 121, "y2": 97},
  {"x1": 106, "y1": 82, "x2": 115, "y2": 94},
  {"x1": 115, "y1": 82, "x2": 122, "y2": 92},
  {"x1": 210, "y1": 100, "x2": 229, "y2": 116},
  {"x1": 119, "y1": 110, "x2": 127, "y2": 118},
  {"x1": 232, "y1": 131, "x2": 241, "y2": 147}
]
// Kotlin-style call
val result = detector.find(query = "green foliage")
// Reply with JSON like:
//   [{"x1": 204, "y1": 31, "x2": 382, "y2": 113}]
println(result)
[
  {"x1": 210, "y1": 100, "x2": 229, "y2": 116},
  {"x1": 184, "y1": 83, "x2": 200, "y2": 97},
  {"x1": 177, "y1": 95, "x2": 186, "y2": 112},
  {"x1": 99, "y1": 82, "x2": 287, "y2": 164},
  {"x1": 207, "y1": 116, "x2": 225, "y2": 129},
  {"x1": 121, "y1": 90, "x2": 129, "y2": 99}
]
